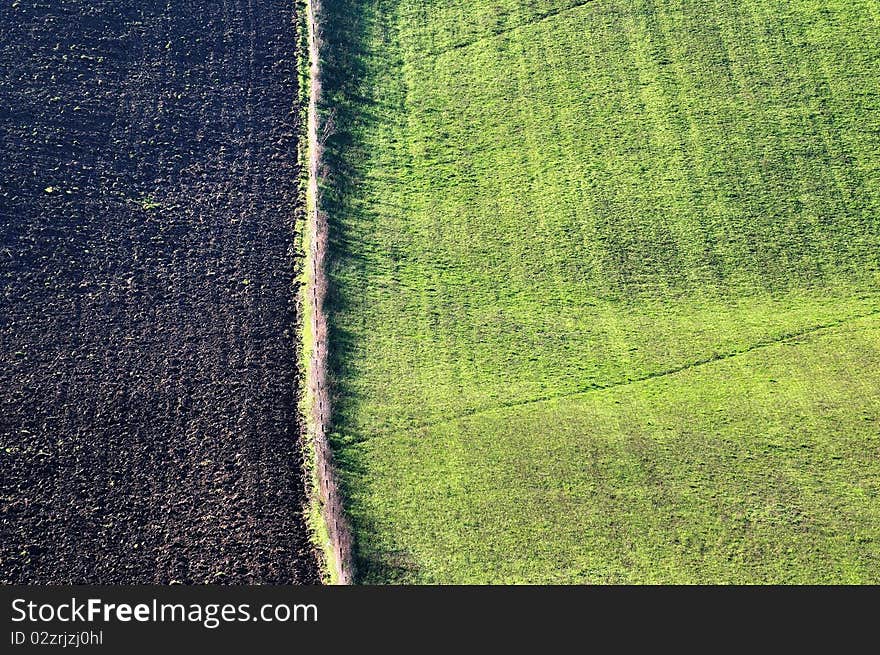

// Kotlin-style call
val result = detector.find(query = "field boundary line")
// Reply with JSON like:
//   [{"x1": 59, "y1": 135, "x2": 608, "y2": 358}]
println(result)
[
  {"x1": 356, "y1": 306, "x2": 880, "y2": 442},
  {"x1": 427, "y1": 0, "x2": 597, "y2": 58},
  {"x1": 303, "y1": 0, "x2": 354, "y2": 584}
]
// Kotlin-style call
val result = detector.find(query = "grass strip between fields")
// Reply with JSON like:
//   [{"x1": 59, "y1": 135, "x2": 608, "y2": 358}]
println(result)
[{"x1": 299, "y1": 0, "x2": 354, "y2": 585}]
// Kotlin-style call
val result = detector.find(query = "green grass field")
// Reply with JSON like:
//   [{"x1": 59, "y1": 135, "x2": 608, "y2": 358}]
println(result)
[{"x1": 318, "y1": 0, "x2": 880, "y2": 582}]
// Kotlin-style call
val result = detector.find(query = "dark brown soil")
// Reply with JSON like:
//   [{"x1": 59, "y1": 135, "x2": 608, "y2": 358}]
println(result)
[{"x1": 0, "y1": 0, "x2": 320, "y2": 583}]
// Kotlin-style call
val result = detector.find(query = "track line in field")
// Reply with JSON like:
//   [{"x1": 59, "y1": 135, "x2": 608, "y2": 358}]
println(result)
[
  {"x1": 427, "y1": 0, "x2": 598, "y2": 59},
  {"x1": 348, "y1": 306, "x2": 880, "y2": 445}
]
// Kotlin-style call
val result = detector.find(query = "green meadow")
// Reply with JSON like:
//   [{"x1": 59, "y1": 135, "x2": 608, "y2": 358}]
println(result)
[{"x1": 317, "y1": 0, "x2": 880, "y2": 582}]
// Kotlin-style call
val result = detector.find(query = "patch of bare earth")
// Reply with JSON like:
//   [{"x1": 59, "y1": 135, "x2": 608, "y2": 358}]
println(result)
[{"x1": 0, "y1": 0, "x2": 319, "y2": 583}]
